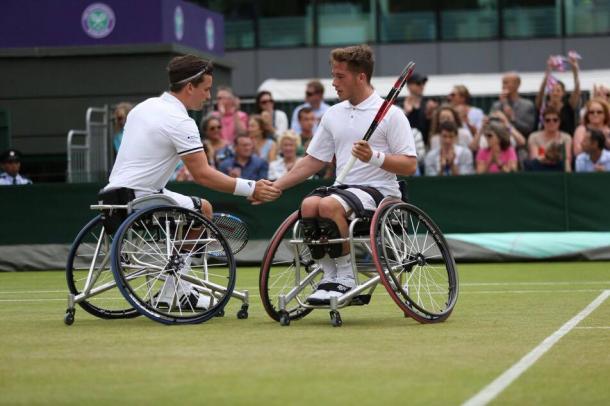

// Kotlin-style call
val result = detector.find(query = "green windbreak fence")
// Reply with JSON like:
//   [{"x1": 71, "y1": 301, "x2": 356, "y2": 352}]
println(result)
[{"x1": 1, "y1": 172, "x2": 609, "y2": 246}]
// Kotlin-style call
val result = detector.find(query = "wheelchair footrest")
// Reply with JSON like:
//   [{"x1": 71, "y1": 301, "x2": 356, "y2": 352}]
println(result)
[{"x1": 349, "y1": 294, "x2": 371, "y2": 306}]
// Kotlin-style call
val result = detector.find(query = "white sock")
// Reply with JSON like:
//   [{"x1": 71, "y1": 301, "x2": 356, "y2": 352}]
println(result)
[
  {"x1": 316, "y1": 254, "x2": 337, "y2": 282},
  {"x1": 334, "y1": 254, "x2": 354, "y2": 281}
]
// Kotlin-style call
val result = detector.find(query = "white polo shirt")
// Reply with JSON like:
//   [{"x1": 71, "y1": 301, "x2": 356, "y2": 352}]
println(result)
[
  {"x1": 106, "y1": 92, "x2": 203, "y2": 192},
  {"x1": 307, "y1": 92, "x2": 416, "y2": 196}
]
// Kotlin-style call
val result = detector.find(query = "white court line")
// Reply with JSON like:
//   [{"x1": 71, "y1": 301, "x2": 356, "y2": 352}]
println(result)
[
  {"x1": 462, "y1": 289, "x2": 610, "y2": 406},
  {"x1": 574, "y1": 326, "x2": 610, "y2": 329}
]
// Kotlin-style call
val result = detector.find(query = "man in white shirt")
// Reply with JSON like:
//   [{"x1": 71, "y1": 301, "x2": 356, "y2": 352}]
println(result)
[
  {"x1": 290, "y1": 80, "x2": 331, "y2": 134},
  {"x1": 103, "y1": 54, "x2": 280, "y2": 309},
  {"x1": 270, "y1": 45, "x2": 417, "y2": 303}
]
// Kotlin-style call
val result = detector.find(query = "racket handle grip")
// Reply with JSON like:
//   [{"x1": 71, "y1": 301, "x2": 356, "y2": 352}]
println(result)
[{"x1": 336, "y1": 155, "x2": 357, "y2": 184}]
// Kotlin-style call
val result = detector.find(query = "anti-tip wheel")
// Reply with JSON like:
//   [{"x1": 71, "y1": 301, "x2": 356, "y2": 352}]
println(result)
[
  {"x1": 279, "y1": 311, "x2": 290, "y2": 326},
  {"x1": 64, "y1": 310, "x2": 75, "y2": 326},
  {"x1": 237, "y1": 305, "x2": 249, "y2": 320},
  {"x1": 330, "y1": 310, "x2": 342, "y2": 327}
]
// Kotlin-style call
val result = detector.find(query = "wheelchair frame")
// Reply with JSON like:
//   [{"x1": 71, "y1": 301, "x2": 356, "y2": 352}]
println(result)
[
  {"x1": 259, "y1": 197, "x2": 459, "y2": 327},
  {"x1": 64, "y1": 194, "x2": 249, "y2": 325}
]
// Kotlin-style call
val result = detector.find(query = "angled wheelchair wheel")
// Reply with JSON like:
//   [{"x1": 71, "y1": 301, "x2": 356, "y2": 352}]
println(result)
[
  {"x1": 259, "y1": 211, "x2": 320, "y2": 322},
  {"x1": 371, "y1": 201, "x2": 459, "y2": 323},
  {"x1": 66, "y1": 215, "x2": 139, "y2": 319},
  {"x1": 111, "y1": 206, "x2": 236, "y2": 325}
]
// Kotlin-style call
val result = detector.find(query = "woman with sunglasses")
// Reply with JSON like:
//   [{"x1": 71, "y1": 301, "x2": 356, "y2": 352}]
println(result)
[
  {"x1": 475, "y1": 121, "x2": 518, "y2": 174},
  {"x1": 255, "y1": 91, "x2": 288, "y2": 136},
  {"x1": 200, "y1": 115, "x2": 233, "y2": 168},
  {"x1": 527, "y1": 106, "x2": 573, "y2": 172},
  {"x1": 573, "y1": 98, "x2": 610, "y2": 156}
]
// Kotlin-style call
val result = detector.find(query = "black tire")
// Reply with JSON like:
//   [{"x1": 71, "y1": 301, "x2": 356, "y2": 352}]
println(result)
[
  {"x1": 66, "y1": 216, "x2": 139, "y2": 320},
  {"x1": 371, "y1": 201, "x2": 459, "y2": 323},
  {"x1": 259, "y1": 211, "x2": 318, "y2": 322},
  {"x1": 111, "y1": 206, "x2": 236, "y2": 325}
]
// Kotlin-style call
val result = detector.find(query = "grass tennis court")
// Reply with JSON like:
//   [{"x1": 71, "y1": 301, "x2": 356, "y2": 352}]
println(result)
[{"x1": 1, "y1": 262, "x2": 609, "y2": 405}]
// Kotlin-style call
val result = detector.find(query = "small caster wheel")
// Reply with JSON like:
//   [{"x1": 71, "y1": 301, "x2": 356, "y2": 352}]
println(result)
[
  {"x1": 64, "y1": 310, "x2": 75, "y2": 326},
  {"x1": 237, "y1": 304, "x2": 249, "y2": 319},
  {"x1": 279, "y1": 311, "x2": 290, "y2": 326},
  {"x1": 215, "y1": 309, "x2": 225, "y2": 317},
  {"x1": 330, "y1": 310, "x2": 342, "y2": 327}
]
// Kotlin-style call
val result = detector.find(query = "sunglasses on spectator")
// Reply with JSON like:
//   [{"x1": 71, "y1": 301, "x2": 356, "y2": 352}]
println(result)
[
  {"x1": 588, "y1": 110, "x2": 604, "y2": 115},
  {"x1": 259, "y1": 99, "x2": 273, "y2": 104},
  {"x1": 305, "y1": 91, "x2": 317, "y2": 97},
  {"x1": 208, "y1": 125, "x2": 222, "y2": 130},
  {"x1": 484, "y1": 132, "x2": 495, "y2": 138},
  {"x1": 544, "y1": 117, "x2": 560, "y2": 123}
]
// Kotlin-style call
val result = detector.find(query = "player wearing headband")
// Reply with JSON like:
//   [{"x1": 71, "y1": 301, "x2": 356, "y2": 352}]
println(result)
[
  {"x1": 269, "y1": 45, "x2": 417, "y2": 303},
  {"x1": 102, "y1": 54, "x2": 281, "y2": 309}
]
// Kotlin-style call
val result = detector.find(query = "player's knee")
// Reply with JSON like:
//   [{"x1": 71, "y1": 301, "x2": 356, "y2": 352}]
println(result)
[
  {"x1": 318, "y1": 196, "x2": 343, "y2": 219},
  {"x1": 200, "y1": 199, "x2": 213, "y2": 219},
  {"x1": 318, "y1": 218, "x2": 342, "y2": 258},
  {"x1": 301, "y1": 196, "x2": 321, "y2": 218},
  {"x1": 301, "y1": 217, "x2": 325, "y2": 259}
]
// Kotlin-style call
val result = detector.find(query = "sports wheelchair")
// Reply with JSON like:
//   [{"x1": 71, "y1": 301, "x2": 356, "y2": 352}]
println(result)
[
  {"x1": 64, "y1": 192, "x2": 249, "y2": 326},
  {"x1": 259, "y1": 182, "x2": 458, "y2": 327}
]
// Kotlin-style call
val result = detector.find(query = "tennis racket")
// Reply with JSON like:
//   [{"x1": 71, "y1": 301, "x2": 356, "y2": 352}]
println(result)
[
  {"x1": 336, "y1": 61, "x2": 416, "y2": 184},
  {"x1": 212, "y1": 212, "x2": 249, "y2": 255}
]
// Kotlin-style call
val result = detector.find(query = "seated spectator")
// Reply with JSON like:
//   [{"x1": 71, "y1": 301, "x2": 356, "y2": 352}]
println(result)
[
  {"x1": 469, "y1": 111, "x2": 526, "y2": 153},
  {"x1": 412, "y1": 127, "x2": 426, "y2": 174},
  {"x1": 476, "y1": 121, "x2": 518, "y2": 174},
  {"x1": 213, "y1": 86, "x2": 248, "y2": 144},
  {"x1": 448, "y1": 84, "x2": 484, "y2": 133},
  {"x1": 428, "y1": 104, "x2": 473, "y2": 150},
  {"x1": 580, "y1": 84, "x2": 610, "y2": 122},
  {"x1": 200, "y1": 115, "x2": 233, "y2": 168},
  {"x1": 290, "y1": 80, "x2": 330, "y2": 133},
  {"x1": 248, "y1": 115, "x2": 277, "y2": 162},
  {"x1": 575, "y1": 128, "x2": 610, "y2": 172},
  {"x1": 255, "y1": 91, "x2": 288, "y2": 136},
  {"x1": 268, "y1": 131, "x2": 302, "y2": 181},
  {"x1": 402, "y1": 72, "x2": 431, "y2": 142},
  {"x1": 296, "y1": 107, "x2": 316, "y2": 155},
  {"x1": 0, "y1": 149, "x2": 32, "y2": 185},
  {"x1": 536, "y1": 55, "x2": 581, "y2": 136},
  {"x1": 218, "y1": 134, "x2": 268, "y2": 180},
  {"x1": 171, "y1": 160, "x2": 194, "y2": 182},
  {"x1": 425, "y1": 121, "x2": 473, "y2": 176},
  {"x1": 573, "y1": 98, "x2": 610, "y2": 156},
  {"x1": 489, "y1": 72, "x2": 536, "y2": 136},
  {"x1": 526, "y1": 107, "x2": 572, "y2": 172},
  {"x1": 112, "y1": 102, "x2": 133, "y2": 153}
]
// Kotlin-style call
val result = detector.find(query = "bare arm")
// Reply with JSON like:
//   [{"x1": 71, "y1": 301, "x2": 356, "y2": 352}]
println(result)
[
  {"x1": 569, "y1": 58, "x2": 581, "y2": 110},
  {"x1": 273, "y1": 154, "x2": 326, "y2": 191},
  {"x1": 352, "y1": 140, "x2": 417, "y2": 176},
  {"x1": 182, "y1": 151, "x2": 281, "y2": 201},
  {"x1": 536, "y1": 57, "x2": 553, "y2": 110}
]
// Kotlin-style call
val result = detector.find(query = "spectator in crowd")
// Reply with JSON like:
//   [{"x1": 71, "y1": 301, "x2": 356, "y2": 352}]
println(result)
[
  {"x1": 448, "y1": 84, "x2": 484, "y2": 133},
  {"x1": 490, "y1": 72, "x2": 536, "y2": 136},
  {"x1": 213, "y1": 86, "x2": 248, "y2": 144},
  {"x1": 575, "y1": 128, "x2": 610, "y2": 172},
  {"x1": 219, "y1": 134, "x2": 268, "y2": 180},
  {"x1": 592, "y1": 84, "x2": 610, "y2": 104},
  {"x1": 268, "y1": 130, "x2": 302, "y2": 181},
  {"x1": 428, "y1": 104, "x2": 473, "y2": 150},
  {"x1": 469, "y1": 111, "x2": 526, "y2": 153},
  {"x1": 200, "y1": 115, "x2": 233, "y2": 168},
  {"x1": 296, "y1": 107, "x2": 316, "y2": 154},
  {"x1": 0, "y1": 149, "x2": 32, "y2": 185},
  {"x1": 402, "y1": 72, "x2": 431, "y2": 143},
  {"x1": 248, "y1": 114, "x2": 277, "y2": 162},
  {"x1": 526, "y1": 107, "x2": 572, "y2": 172},
  {"x1": 290, "y1": 80, "x2": 330, "y2": 133},
  {"x1": 425, "y1": 121, "x2": 473, "y2": 176},
  {"x1": 255, "y1": 90, "x2": 288, "y2": 136},
  {"x1": 536, "y1": 55, "x2": 581, "y2": 136},
  {"x1": 573, "y1": 98, "x2": 610, "y2": 156},
  {"x1": 412, "y1": 127, "x2": 426, "y2": 175},
  {"x1": 475, "y1": 120, "x2": 518, "y2": 174},
  {"x1": 112, "y1": 102, "x2": 133, "y2": 153}
]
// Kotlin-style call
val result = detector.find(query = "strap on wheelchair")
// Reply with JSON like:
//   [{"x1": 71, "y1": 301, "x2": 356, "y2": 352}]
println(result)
[{"x1": 97, "y1": 187, "x2": 136, "y2": 235}]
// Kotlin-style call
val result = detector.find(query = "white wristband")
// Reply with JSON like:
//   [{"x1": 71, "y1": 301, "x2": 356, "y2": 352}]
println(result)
[
  {"x1": 368, "y1": 150, "x2": 386, "y2": 168},
  {"x1": 233, "y1": 178, "x2": 256, "y2": 197}
]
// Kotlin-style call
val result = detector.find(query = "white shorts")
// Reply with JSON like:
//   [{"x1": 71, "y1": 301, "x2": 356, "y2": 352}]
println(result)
[
  {"x1": 329, "y1": 188, "x2": 378, "y2": 220},
  {"x1": 134, "y1": 188, "x2": 199, "y2": 210}
]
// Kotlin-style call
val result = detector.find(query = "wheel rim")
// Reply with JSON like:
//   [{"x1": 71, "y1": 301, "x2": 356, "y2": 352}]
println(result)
[
  {"x1": 112, "y1": 206, "x2": 236, "y2": 324},
  {"x1": 66, "y1": 216, "x2": 139, "y2": 319},
  {"x1": 373, "y1": 202, "x2": 458, "y2": 322},
  {"x1": 259, "y1": 211, "x2": 319, "y2": 322}
]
